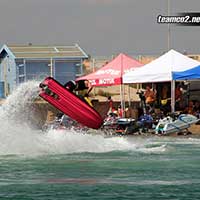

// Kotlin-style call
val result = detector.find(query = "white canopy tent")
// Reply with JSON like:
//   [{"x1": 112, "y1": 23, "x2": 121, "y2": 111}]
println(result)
[{"x1": 123, "y1": 49, "x2": 200, "y2": 112}]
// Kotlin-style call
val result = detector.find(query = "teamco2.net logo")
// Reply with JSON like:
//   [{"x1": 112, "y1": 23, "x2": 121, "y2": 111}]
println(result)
[{"x1": 157, "y1": 13, "x2": 200, "y2": 26}]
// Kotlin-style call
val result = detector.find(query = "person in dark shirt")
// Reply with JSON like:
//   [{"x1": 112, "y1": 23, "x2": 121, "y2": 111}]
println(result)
[{"x1": 64, "y1": 79, "x2": 93, "y2": 94}]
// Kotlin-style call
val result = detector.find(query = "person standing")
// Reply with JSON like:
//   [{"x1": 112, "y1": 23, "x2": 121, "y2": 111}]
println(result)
[
  {"x1": 107, "y1": 96, "x2": 114, "y2": 114},
  {"x1": 144, "y1": 85, "x2": 156, "y2": 107},
  {"x1": 175, "y1": 84, "x2": 183, "y2": 110},
  {"x1": 117, "y1": 105, "x2": 123, "y2": 118}
]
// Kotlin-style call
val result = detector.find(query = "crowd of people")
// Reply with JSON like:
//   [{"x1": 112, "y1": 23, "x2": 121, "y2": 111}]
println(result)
[{"x1": 145, "y1": 83, "x2": 200, "y2": 118}]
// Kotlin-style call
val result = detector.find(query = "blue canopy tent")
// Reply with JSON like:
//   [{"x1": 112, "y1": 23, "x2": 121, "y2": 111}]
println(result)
[{"x1": 173, "y1": 65, "x2": 200, "y2": 80}]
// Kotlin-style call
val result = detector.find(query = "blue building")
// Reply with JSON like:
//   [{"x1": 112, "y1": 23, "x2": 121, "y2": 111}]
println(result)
[{"x1": 0, "y1": 44, "x2": 88, "y2": 97}]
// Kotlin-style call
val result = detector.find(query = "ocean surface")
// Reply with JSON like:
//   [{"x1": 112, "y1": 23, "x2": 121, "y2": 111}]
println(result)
[{"x1": 0, "y1": 81, "x2": 200, "y2": 200}]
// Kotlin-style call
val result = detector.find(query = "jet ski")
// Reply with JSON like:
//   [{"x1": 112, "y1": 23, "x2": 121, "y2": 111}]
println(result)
[
  {"x1": 102, "y1": 112, "x2": 140, "y2": 135},
  {"x1": 155, "y1": 114, "x2": 199, "y2": 135}
]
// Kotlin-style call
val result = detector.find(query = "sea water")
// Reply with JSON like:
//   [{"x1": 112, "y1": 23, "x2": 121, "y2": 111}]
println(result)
[{"x1": 0, "y1": 82, "x2": 200, "y2": 200}]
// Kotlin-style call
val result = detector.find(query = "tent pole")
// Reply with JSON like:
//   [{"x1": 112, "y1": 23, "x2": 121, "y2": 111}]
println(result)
[
  {"x1": 128, "y1": 84, "x2": 131, "y2": 107},
  {"x1": 120, "y1": 84, "x2": 125, "y2": 117},
  {"x1": 171, "y1": 80, "x2": 175, "y2": 113},
  {"x1": 120, "y1": 84, "x2": 123, "y2": 115},
  {"x1": 123, "y1": 84, "x2": 126, "y2": 116}
]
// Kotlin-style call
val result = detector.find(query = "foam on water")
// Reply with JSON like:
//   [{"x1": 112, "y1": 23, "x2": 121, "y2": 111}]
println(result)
[{"x1": 0, "y1": 81, "x2": 198, "y2": 156}]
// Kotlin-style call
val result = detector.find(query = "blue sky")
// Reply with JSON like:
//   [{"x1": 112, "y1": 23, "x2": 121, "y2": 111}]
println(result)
[{"x1": 0, "y1": 0, "x2": 200, "y2": 56}]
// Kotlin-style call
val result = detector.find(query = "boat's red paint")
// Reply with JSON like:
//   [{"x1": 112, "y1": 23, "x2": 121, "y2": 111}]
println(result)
[{"x1": 39, "y1": 77, "x2": 103, "y2": 129}]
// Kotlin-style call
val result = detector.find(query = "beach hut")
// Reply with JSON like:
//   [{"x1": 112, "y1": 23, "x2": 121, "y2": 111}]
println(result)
[{"x1": 0, "y1": 44, "x2": 88, "y2": 97}]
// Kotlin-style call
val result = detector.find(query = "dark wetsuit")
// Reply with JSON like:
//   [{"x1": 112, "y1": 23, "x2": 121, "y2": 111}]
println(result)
[{"x1": 64, "y1": 80, "x2": 88, "y2": 92}]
